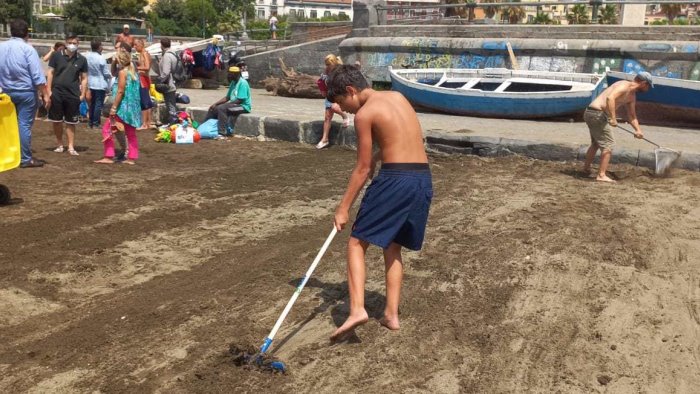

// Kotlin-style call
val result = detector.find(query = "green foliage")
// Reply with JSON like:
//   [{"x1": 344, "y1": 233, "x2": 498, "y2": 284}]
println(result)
[
  {"x1": 566, "y1": 4, "x2": 590, "y2": 25},
  {"x1": 531, "y1": 11, "x2": 553, "y2": 25},
  {"x1": 0, "y1": 0, "x2": 32, "y2": 26},
  {"x1": 112, "y1": 0, "x2": 148, "y2": 18},
  {"x1": 503, "y1": 4, "x2": 525, "y2": 24},
  {"x1": 598, "y1": 4, "x2": 617, "y2": 25},
  {"x1": 650, "y1": 19, "x2": 669, "y2": 25},
  {"x1": 64, "y1": 0, "x2": 111, "y2": 36},
  {"x1": 148, "y1": 0, "x2": 219, "y2": 37},
  {"x1": 34, "y1": 18, "x2": 55, "y2": 33},
  {"x1": 660, "y1": 4, "x2": 681, "y2": 23},
  {"x1": 672, "y1": 17, "x2": 689, "y2": 25}
]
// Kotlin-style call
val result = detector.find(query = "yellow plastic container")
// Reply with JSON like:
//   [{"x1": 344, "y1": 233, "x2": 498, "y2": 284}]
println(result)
[{"x1": 0, "y1": 93, "x2": 21, "y2": 172}]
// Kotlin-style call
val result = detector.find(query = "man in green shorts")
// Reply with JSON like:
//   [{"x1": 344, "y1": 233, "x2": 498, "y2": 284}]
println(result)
[{"x1": 582, "y1": 71, "x2": 653, "y2": 183}]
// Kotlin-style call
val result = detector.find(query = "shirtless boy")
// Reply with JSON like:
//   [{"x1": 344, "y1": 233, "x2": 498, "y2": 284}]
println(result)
[
  {"x1": 583, "y1": 71, "x2": 653, "y2": 183},
  {"x1": 326, "y1": 65, "x2": 433, "y2": 341}
]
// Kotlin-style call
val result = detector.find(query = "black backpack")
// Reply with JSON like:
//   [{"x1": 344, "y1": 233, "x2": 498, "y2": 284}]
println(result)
[{"x1": 167, "y1": 51, "x2": 188, "y2": 86}]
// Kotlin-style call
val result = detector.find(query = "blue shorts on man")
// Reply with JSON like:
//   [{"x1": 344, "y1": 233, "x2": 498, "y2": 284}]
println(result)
[{"x1": 351, "y1": 163, "x2": 433, "y2": 251}]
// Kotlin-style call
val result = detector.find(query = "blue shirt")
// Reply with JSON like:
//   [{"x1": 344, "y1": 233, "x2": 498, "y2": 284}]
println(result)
[
  {"x1": 0, "y1": 37, "x2": 46, "y2": 92},
  {"x1": 85, "y1": 51, "x2": 112, "y2": 91}
]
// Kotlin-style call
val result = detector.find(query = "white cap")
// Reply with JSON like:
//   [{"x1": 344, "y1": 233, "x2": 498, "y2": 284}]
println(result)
[{"x1": 123, "y1": 24, "x2": 130, "y2": 29}]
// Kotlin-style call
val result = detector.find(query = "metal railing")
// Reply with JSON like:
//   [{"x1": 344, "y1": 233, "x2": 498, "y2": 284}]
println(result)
[{"x1": 376, "y1": 0, "x2": 700, "y2": 25}]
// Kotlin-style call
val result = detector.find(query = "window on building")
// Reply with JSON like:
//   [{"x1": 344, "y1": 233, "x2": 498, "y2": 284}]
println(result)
[
  {"x1": 310, "y1": 10, "x2": 317, "y2": 18},
  {"x1": 290, "y1": 9, "x2": 296, "y2": 17},
  {"x1": 324, "y1": 11, "x2": 331, "y2": 17},
  {"x1": 258, "y1": 8, "x2": 265, "y2": 18},
  {"x1": 339, "y1": 11, "x2": 346, "y2": 17}
]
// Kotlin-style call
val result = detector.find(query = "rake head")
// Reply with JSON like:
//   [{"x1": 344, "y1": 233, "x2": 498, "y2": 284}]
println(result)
[
  {"x1": 654, "y1": 147, "x2": 681, "y2": 176},
  {"x1": 229, "y1": 344, "x2": 287, "y2": 373}
]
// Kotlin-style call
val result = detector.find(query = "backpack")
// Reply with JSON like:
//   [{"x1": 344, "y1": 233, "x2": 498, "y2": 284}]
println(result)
[{"x1": 167, "y1": 51, "x2": 188, "y2": 86}]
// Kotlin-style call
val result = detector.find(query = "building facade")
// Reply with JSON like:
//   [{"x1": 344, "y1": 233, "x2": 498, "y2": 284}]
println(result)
[{"x1": 255, "y1": 0, "x2": 353, "y2": 20}]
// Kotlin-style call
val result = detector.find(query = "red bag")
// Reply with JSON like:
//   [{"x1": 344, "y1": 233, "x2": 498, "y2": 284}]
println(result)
[{"x1": 316, "y1": 77, "x2": 327, "y2": 96}]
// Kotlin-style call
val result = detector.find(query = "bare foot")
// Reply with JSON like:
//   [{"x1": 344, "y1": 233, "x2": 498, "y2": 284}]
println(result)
[
  {"x1": 595, "y1": 174, "x2": 616, "y2": 183},
  {"x1": 379, "y1": 316, "x2": 400, "y2": 331},
  {"x1": 122, "y1": 160, "x2": 136, "y2": 165},
  {"x1": 330, "y1": 309, "x2": 368, "y2": 341},
  {"x1": 93, "y1": 158, "x2": 114, "y2": 164}
]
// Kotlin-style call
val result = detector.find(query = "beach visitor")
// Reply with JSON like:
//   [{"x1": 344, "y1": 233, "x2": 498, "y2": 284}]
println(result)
[
  {"x1": 85, "y1": 39, "x2": 112, "y2": 129},
  {"x1": 582, "y1": 71, "x2": 653, "y2": 183},
  {"x1": 95, "y1": 51, "x2": 141, "y2": 165},
  {"x1": 157, "y1": 38, "x2": 178, "y2": 124},
  {"x1": 42, "y1": 42, "x2": 65, "y2": 63},
  {"x1": 47, "y1": 34, "x2": 88, "y2": 156},
  {"x1": 205, "y1": 66, "x2": 251, "y2": 137},
  {"x1": 269, "y1": 15, "x2": 278, "y2": 40},
  {"x1": 134, "y1": 38, "x2": 154, "y2": 130},
  {"x1": 325, "y1": 64, "x2": 433, "y2": 341},
  {"x1": 316, "y1": 54, "x2": 349, "y2": 149},
  {"x1": 0, "y1": 18, "x2": 51, "y2": 168},
  {"x1": 115, "y1": 24, "x2": 135, "y2": 51}
]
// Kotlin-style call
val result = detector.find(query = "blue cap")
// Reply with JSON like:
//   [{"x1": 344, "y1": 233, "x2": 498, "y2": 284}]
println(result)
[{"x1": 636, "y1": 71, "x2": 654, "y2": 88}]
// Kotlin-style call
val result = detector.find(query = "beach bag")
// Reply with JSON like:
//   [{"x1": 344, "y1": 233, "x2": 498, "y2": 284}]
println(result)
[
  {"x1": 202, "y1": 44, "x2": 219, "y2": 71},
  {"x1": 167, "y1": 51, "x2": 188, "y2": 86},
  {"x1": 196, "y1": 119, "x2": 219, "y2": 139},
  {"x1": 173, "y1": 125, "x2": 196, "y2": 144},
  {"x1": 149, "y1": 84, "x2": 164, "y2": 103},
  {"x1": 316, "y1": 77, "x2": 327, "y2": 96},
  {"x1": 79, "y1": 100, "x2": 88, "y2": 117}
]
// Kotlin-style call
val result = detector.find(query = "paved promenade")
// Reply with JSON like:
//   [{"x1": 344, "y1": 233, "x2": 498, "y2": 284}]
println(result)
[{"x1": 180, "y1": 87, "x2": 700, "y2": 171}]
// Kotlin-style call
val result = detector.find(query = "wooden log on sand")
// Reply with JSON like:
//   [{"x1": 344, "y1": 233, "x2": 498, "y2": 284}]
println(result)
[{"x1": 263, "y1": 58, "x2": 324, "y2": 99}]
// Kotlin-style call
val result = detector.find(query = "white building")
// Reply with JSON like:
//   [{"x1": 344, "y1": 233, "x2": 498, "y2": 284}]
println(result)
[
  {"x1": 254, "y1": 0, "x2": 353, "y2": 20},
  {"x1": 33, "y1": 0, "x2": 72, "y2": 14}
]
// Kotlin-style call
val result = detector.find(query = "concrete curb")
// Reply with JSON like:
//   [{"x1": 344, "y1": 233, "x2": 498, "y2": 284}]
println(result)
[{"x1": 184, "y1": 107, "x2": 700, "y2": 172}]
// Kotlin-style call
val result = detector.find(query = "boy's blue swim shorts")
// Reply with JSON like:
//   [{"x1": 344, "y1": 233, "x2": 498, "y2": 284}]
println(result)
[{"x1": 351, "y1": 163, "x2": 433, "y2": 251}]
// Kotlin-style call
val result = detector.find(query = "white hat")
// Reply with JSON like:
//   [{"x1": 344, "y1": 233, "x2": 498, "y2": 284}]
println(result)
[{"x1": 123, "y1": 24, "x2": 130, "y2": 29}]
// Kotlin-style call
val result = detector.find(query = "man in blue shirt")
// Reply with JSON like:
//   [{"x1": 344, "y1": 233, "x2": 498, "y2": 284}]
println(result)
[
  {"x1": 85, "y1": 39, "x2": 112, "y2": 129},
  {"x1": 0, "y1": 19, "x2": 51, "y2": 168},
  {"x1": 206, "y1": 66, "x2": 251, "y2": 136}
]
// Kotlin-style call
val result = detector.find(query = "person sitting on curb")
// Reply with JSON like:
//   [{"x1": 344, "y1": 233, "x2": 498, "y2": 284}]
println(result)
[
  {"x1": 582, "y1": 71, "x2": 653, "y2": 183},
  {"x1": 205, "y1": 66, "x2": 251, "y2": 138}
]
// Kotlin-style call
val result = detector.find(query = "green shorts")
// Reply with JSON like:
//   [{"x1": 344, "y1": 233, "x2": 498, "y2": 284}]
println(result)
[{"x1": 584, "y1": 108, "x2": 614, "y2": 150}]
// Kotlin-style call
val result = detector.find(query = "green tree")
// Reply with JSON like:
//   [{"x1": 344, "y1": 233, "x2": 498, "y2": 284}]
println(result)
[
  {"x1": 112, "y1": 0, "x2": 148, "y2": 18},
  {"x1": 64, "y1": 0, "x2": 111, "y2": 36},
  {"x1": 183, "y1": 0, "x2": 218, "y2": 37},
  {"x1": 503, "y1": 1, "x2": 525, "y2": 24},
  {"x1": 532, "y1": 11, "x2": 553, "y2": 25},
  {"x1": 598, "y1": 4, "x2": 618, "y2": 25},
  {"x1": 660, "y1": 4, "x2": 682, "y2": 24},
  {"x1": 566, "y1": 4, "x2": 589, "y2": 24},
  {"x1": 483, "y1": 0, "x2": 500, "y2": 19},
  {"x1": 0, "y1": 0, "x2": 32, "y2": 26}
]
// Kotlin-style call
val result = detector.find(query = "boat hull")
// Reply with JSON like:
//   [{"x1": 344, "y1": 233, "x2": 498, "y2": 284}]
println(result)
[
  {"x1": 389, "y1": 68, "x2": 605, "y2": 119},
  {"x1": 606, "y1": 71, "x2": 700, "y2": 110}
]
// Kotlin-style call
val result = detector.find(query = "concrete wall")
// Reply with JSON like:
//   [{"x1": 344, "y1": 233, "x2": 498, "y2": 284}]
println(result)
[
  {"x1": 336, "y1": 25, "x2": 700, "y2": 83},
  {"x1": 243, "y1": 35, "x2": 346, "y2": 88}
]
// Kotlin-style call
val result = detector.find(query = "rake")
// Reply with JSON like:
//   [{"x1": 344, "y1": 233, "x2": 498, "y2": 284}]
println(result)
[
  {"x1": 617, "y1": 124, "x2": 681, "y2": 175},
  {"x1": 231, "y1": 227, "x2": 338, "y2": 373}
]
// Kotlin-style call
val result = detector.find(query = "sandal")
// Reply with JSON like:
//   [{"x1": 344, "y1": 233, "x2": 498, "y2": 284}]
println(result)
[
  {"x1": 68, "y1": 148, "x2": 79, "y2": 156},
  {"x1": 53, "y1": 146, "x2": 64, "y2": 153},
  {"x1": 316, "y1": 140, "x2": 330, "y2": 149}
]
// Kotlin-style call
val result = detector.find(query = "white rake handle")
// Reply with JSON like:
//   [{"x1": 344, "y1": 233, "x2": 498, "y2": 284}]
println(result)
[{"x1": 259, "y1": 227, "x2": 338, "y2": 354}]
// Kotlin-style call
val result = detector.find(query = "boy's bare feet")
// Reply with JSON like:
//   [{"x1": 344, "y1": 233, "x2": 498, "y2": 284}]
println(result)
[
  {"x1": 330, "y1": 309, "x2": 368, "y2": 341},
  {"x1": 122, "y1": 160, "x2": 136, "y2": 165},
  {"x1": 596, "y1": 174, "x2": 616, "y2": 183},
  {"x1": 94, "y1": 158, "x2": 114, "y2": 164},
  {"x1": 379, "y1": 315, "x2": 400, "y2": 331}
]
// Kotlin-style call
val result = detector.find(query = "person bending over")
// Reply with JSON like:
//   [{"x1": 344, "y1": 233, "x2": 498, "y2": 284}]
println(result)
[{"x1": 326, "y1": 65, "x2": 433, "y2": 341}]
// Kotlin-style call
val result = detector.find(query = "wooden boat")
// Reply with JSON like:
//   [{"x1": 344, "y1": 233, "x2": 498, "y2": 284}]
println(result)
[
  {"x1": 389, "y1": 67, "x2": 606, "y2": 119},
  {"x1": 606, "y1": 71, "x2": 700, "y2": 110}
]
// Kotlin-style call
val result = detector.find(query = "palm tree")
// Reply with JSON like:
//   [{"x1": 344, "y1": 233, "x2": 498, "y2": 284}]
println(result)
[
  {"x1": 661, "y1": 4, "x2": 682, "y2": 24},
  {"x1": 532, "y1": 11, "x2": 553, "y2": 25},
  {"x1": 598, "y1": 4, "x2": 618, "y2": 24},
  {"x1": 503, "y1": 1, "x2": 526, "y2": 24},
  {"x1": 483, "y1": 0, "x2": 500, "y2": 19},
  {"x1": 566, "y1": 4, "x2": 590, "y2": 24}
]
